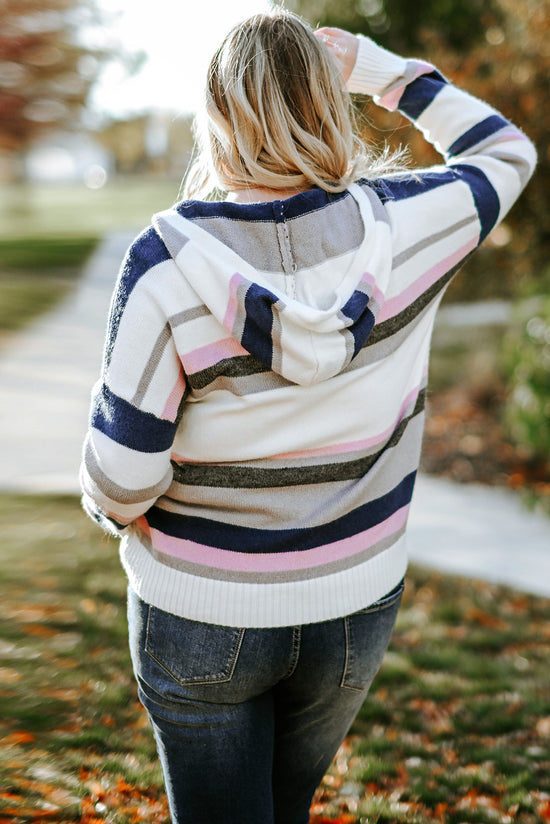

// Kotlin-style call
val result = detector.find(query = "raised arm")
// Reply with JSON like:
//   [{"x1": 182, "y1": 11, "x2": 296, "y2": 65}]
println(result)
[{"x1": 317, "y1": 27, "x2": 536, "y2": 241}]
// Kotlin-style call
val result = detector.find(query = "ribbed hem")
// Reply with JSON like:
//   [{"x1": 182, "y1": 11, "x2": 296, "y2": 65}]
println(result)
[
  {"x1": 347, "y1": 35, "x2": 409, "y2": 97},
  {"x1": 119, "y1": 533, "x2": 408, "y2": 628}
]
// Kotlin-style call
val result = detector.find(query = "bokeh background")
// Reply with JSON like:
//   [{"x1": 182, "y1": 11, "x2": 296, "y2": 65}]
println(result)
[
  {"x1": 1, "y1": 0, "x2": 549, "y2": 494},
  {"x1": 1, "y1": 2, "x2": 550, "y2": 822}
]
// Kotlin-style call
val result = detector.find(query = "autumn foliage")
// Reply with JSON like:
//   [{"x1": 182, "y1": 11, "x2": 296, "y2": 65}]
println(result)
[{"x1": 2, "y1": 496, "x2": 550, "y2": 823}]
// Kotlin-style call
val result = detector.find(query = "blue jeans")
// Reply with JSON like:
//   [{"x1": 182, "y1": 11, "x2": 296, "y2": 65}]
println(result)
[{"x1": 127, "y1": 581, "x2": 403, "y2": 824}]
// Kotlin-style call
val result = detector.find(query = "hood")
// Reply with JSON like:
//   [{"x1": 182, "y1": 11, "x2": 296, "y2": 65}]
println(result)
[{"x1": 153, "y1": 184, "x2": 392, "y2": 387}]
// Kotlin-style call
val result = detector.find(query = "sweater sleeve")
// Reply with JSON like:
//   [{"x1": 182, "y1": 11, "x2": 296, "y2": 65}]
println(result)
[
  {"x1": 347, "y1": 36, "x2": 537, "y2": 241},
  {"x1": 80, "y1": 228, "x2": 187, "y2": 535}
]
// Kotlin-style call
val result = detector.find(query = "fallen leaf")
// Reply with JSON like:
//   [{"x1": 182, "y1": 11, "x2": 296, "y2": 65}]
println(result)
[{"x1": 4, "y1": 731, "x2": 36, "y2": 745}]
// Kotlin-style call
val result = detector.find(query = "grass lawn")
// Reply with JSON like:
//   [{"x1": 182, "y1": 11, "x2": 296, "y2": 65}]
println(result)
[
  {"x1": 0, "y1": 237, "x2": 99, "y2": 339},
  {"x1": 0, "y1": 178, "x2": 180, "y2": 347},
  {"x1": 1, "y1": 495, "x2": 550, "y2": 823},
  {"x1": 0, "y1": 179, "x2": 181, "y2": 240}
]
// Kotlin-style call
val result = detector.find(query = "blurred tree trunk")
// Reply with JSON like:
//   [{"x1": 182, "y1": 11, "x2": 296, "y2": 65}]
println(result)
[{"x1": 0, "y1": 0, "x2": 142, "y2": 173}]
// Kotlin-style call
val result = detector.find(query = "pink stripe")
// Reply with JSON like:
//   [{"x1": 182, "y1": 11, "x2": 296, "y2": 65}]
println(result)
[
  {"x1": 377, "y1": 239, "x2": 477, "y2": 323},
  {"x1": 149, "y1": 504, "x2": 409, "y2": 573},
  {"x1": 103, "y1": 507, "x2": 134, "y2": 524},
  {"x1": 223, "y1": 272, "x2": 246, "y2": 331},
  {"x1": 360, "y1": 271, "x2": 385, "y2": 306},
  {"x1": 162, "y1": 371, "x2": 186, "y2": 421},
  {"x1": 182, "y1": 336, "x2": 250, "y2": 374},
  {"x1": 491, "y1": 131, "x2": 528, "y2": 145},
  {"x1": 270, "y1": 383, "x2": 422, "y2": 461},
  {"x1": 379, "y1": 61, "x2": 435, "y2": 111}
]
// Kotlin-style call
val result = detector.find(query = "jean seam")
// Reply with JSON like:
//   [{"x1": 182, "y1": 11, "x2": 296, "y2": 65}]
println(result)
[
  {"x1": 282, "y1": 625, "x2": 301, "y2": 680},
  {"x1": 340, "y1": 616, "x2": 359, "y2": 691}
]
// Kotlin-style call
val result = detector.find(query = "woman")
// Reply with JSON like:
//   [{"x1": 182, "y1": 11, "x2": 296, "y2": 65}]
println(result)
[{"x1": 80, "y1": 10, "x2": 535, "y2": 823}]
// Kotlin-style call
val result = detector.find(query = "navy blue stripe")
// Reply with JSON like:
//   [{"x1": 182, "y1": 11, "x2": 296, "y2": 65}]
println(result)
[
  {"x1": 341, "y1": 288, "x2": 377, "y2": 358},
  {"x1": 349, "y1": 309, "x2": 376, "y2": 357},
  {"x1": 241, "y1": 282, "x2": 278, "y2": 367},
  {"x1": 105, "y1": 227, "x2": 171, "y2": 368},
  {"x1": 452, "y1": 164, "x2": 500, "y2": 242},
  {"x1": 177, "y1": 187, "x2": 348, "y2": 223},
  {"x1": 365, "y1": 170, "x2": 458, "y2": 205},
  {"x1": 341, "y1": 287, "x2": 371, "y2": 320},
  {"x1": 146, "y1": 472, "x2": 416, "y2": 554},
  {"x1": 91, "y1": 383, "x2": 177, "y2": 453},
  {"x1": 448, "y1": 114, "x2": 509, "y2": 157},
  {"x1": 398, "y1": 70, "x2": 447, "y2": 119}
]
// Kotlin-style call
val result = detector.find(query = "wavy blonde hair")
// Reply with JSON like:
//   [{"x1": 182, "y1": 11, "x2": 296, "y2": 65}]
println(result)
[{"x1": 183, "y1": 9, "x2": 402, "y2": 199}]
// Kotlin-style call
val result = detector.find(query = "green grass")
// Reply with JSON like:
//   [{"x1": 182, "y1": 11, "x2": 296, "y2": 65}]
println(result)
[
  {"x1": 0, "y1": 236, "x2": 99, "y2": 337},
  {"x1": 0, "y1": 178, "x2": 180, "y2": 344},
  {"x1": 0, "y1": 494, "x2": 164, "y2": 822},
  {"x1": 0, "y1": 178, "x2": 181, "y2": 239},
  {"x1": 2, "y1": 494, "x2": 550, "y2": 823},
  {"x1": 0, "y1": 237, "x2": 99, "y2": 270}
]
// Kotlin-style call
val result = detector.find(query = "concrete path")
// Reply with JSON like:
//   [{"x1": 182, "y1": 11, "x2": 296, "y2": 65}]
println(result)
[
  {"x1": 0, "y1": 231, "x2": 135, "y2": 494},
  {"x1": 1, "y1": 232, "x2": 549, "y2": 596}
]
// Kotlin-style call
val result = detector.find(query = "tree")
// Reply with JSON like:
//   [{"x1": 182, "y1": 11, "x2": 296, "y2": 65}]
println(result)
[
  {"x1": 0, "y1": 0, "x2": 138, "y2": 157},
  {"x1": 283, "y1": 0, "x2": 504, "y2": 53}
]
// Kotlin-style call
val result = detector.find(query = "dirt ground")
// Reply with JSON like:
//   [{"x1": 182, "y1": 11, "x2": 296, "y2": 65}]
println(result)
[{"x1": 421, "y1": 377, "x2": 550, "y2": 505}]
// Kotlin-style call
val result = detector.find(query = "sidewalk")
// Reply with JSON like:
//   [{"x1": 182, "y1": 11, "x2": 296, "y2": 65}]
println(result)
[{"x1": 1, "y1": 232, "x2": 550, "y2": 596}]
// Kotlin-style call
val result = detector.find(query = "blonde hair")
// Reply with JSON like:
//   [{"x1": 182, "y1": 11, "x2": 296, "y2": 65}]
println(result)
[{"x1": 183, "y1": 9, "x2": 402, "y2": 199}]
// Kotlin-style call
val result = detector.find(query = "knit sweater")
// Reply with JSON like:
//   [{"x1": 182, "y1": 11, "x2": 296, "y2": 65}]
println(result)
[{"x1": 80, "y1": 36, "x2": 536, "y2": 627}]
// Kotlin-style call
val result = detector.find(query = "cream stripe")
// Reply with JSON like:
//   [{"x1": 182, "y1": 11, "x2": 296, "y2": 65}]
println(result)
[
  {"x1": 121, "y1": 533, "x2": 408, "y2": 628},
  {"x1": 84, "y1": 440, "x2": 173, "y2": 505}
]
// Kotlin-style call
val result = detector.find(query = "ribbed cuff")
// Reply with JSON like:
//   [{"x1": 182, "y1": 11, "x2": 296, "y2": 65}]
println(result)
[{"x1": 347, "y1": 35, "x2": 409, "y2": 97}]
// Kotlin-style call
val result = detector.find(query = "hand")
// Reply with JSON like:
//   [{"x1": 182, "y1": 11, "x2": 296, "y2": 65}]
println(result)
[{"x1": 314, "y1": 27, "x2": 359, "y2": 83}]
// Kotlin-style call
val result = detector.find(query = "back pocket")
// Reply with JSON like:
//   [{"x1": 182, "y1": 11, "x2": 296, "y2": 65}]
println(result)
[{"x1": 145, "y1": 605, "x2": 245, "y2": 686}]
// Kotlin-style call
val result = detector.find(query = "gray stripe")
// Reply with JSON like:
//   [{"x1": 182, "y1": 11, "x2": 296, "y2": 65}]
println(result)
[
  {"x1": 144, "y1": 525, "x2": 405, "y2": 583},
  {"x1": 232, "y1": 278, "x2": 249, "y2": 340},
  {"x1": 188, "y1": 364, "x2": 289, "y2": 398},
  {"x1": 392, "y1": 215, "x2": 478, "y2": 269},
  {"x1": 270, "y1": 301, "x2": 284, "y2": 375},
  {"x1": 156, "y1": 216, "x2": 189, "y2": 259},
  {"x1": 169, "y1": 304, "x2": 210, "y2": 326},
  {"x1": 190, "y1": 195, "x2": 364, "y2": 271},
  {"x1": 162, "y1": 413, "x2": 424, "y2": 530},
  {"x1": 189, "y1": 217, "x2": 281, "y2": 271},
  {"x1": 131, "y1": 322, "x2": 171, "y2": 407},
  {"x1": 287, "y1": 195, "x2": 364, "y2": 269},
  {"x1": 85, "y1": 441, "x2": 173, "y2": 505},
  {"x1": 359, "y1": 182, "x2": 392, "y2": 225},
  {"x1": 338, "y1": 326, "x2": 356, "y2": 370}
]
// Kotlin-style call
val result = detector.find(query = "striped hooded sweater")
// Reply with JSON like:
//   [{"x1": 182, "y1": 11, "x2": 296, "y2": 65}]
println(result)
[{"x1": 81, "y1": 36, "x2": 536, "y2": 627}]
